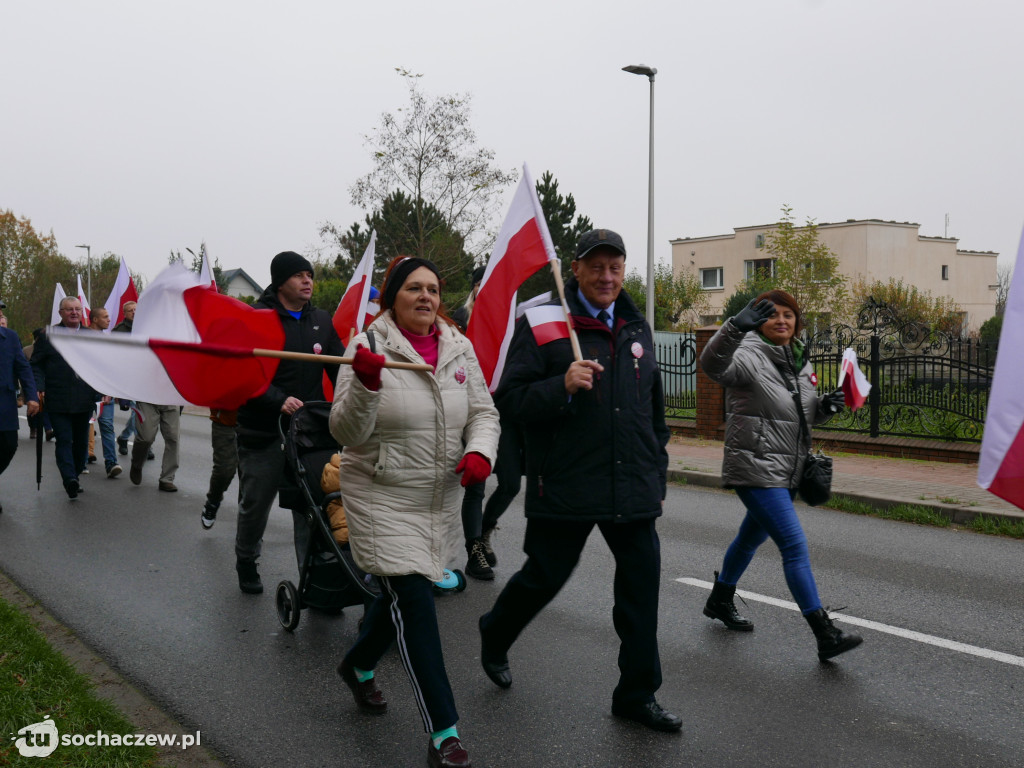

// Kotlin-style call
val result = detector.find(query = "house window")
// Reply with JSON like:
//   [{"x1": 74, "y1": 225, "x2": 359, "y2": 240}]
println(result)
[
  {"x1": 942, "y1": 265, "x2": 949, "y2": 280},
  {"x1": 701, "y1": 267, "x2": 724, "y2": 290},
  {"x1": 744, "y1": 258, "x2": 774, "y2": 281},
  {"x1": 755, "y1": 234, "x2": 765, "y2": 248}
]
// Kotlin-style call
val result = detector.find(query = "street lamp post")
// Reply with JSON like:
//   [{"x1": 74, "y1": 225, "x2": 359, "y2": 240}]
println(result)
[
  {"x1": 75, "y1": 244, "x2": 91, "y2": 305},
  {"x1": 622, "y1": 63, "x2": 657, "y2": 329}
]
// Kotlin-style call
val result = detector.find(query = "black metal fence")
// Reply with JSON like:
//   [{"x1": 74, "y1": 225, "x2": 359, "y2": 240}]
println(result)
[
  {"x1": 653, "y1": 332, "x2": 698, "y2": 418},
  {"x1": 806, "y1": 301, "x2": 997, "y2": 442}
]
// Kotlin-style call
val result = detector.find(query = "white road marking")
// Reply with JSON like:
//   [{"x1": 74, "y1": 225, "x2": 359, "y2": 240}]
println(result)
[{"x1": 677, "y1": 577, "x2": 1024, "y2": 668}]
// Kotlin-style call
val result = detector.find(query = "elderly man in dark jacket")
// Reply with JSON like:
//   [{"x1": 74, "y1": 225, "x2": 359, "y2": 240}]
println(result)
[
  {"x1": 478, "y1": 229, "x2": 681, "y2": 734},
  {"x1": 233, "y1": 251, "x2": 343, "y2": 594},
  {"x1": 31, "y1": 297, "x2": 98, "y2": 499}
]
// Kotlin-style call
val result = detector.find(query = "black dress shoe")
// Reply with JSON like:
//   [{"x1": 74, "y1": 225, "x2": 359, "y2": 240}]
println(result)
[
  {"x1": 478, "y1": 615, "x2": 511, "y2": 689},
  {"x1": 427, "y1": 736, "x2": 471, "y2": 768},
  {"x1": 337, "y1": 660, "x2": 387, "y2": 714},
  {"x1": 612, "y1": 699, "x2": 683, "y2": 732}
]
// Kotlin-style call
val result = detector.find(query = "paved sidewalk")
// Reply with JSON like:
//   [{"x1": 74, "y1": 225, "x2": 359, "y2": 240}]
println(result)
[{"x1": 666, "y1": 436, "x2": 1023, "y2": 524}]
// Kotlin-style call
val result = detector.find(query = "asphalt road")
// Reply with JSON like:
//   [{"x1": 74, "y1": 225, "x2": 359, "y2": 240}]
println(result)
[{"x1": 1, "y1": 411, "x2": 1022, "y2": 767}]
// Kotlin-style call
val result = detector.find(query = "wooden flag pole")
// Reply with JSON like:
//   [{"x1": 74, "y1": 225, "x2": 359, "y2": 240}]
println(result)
[
  {"x1": 253, "y1": 348, "x2": 432, "y2": 372},
  {"x1": 549, "y1": 259, "x2": 583, "y2": 362}
]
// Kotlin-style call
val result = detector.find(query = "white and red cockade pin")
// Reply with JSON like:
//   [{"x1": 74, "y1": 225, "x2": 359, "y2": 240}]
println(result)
[
  {"x1": 313, "y1": 343, "x2": 323, "y2": 355},
  {"x1": 809, "y1": 371, "x2": 818, "y2": 386},
  {"x1": 631, "y1": 342, "x2": 644, "y2": 359},
  {"x1": 455, "y1": 366, "x2": 466, "y2": 384}
]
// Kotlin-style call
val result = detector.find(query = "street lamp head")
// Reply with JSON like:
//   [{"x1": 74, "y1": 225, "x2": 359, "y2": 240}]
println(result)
[
  {"x1": 75, "y1": 244, "x2": 90, "y2": 249},
  {"x1": 622, "y1": 64, "x2": 657, "y2": 79}
]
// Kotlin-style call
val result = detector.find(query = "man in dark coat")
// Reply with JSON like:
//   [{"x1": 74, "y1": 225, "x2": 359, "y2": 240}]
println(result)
[
  {"x1": 0, "y1": 317, "x2": 39, "y2": 512},
  {"x1": 478, "y1": 229, "x2": 681, "y2": 733},
  {"x1": 31, "y1": 297, "x2": 98, "y2": 499},
  {"x1": 233, "y1": 251, "x2": 343, "y2": 594}
]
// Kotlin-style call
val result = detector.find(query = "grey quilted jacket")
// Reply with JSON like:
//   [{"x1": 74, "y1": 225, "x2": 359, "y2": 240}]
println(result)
[{"x1": 700, "y1": 319, "x2": 832, "y2": 489}]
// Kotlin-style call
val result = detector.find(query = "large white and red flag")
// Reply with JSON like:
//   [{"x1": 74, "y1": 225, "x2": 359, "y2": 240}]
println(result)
[
  {"x1": 837, "y1": 347, "x2": 871, "y2": 411},
  {"x1": 102, "y1": 256, "x2": 140, "y2": 329},
  {"x1": 467, "y1": 164, "x2": 557, "y2": 391},
  {"x1": 978, "y1": 227, "x2": 1024, "y2": 511},
  {"x1": 49, "y1": 263, "x2": 284, "y2": 410},
  {"x1": 76, "y1": 275, "x2": 91, "y2": 326},
  {"x1": 333, "y1": 231, "x2": 377, "y2": 346},
  {"x1": 50, "y1": 283, "x2": 66, "y2": 325}
]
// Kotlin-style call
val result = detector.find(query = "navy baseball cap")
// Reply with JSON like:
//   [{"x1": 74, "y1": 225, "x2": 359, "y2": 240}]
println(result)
[{"x1": 575, "y1": 229, "x2": 626, "y2": 260}]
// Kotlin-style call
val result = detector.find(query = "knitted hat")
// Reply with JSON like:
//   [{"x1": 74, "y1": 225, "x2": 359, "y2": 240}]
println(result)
[{"x1": 270, "y1": 251, "x2": 314, "y2": 289}]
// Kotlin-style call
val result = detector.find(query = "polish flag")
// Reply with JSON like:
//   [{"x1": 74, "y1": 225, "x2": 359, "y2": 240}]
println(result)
[
  {"x1": 467, "y1": 164, "x2": 556, "y2": 391},
  {"x1": 978, "y1": 226, "x2": 1024, "y2": 511},
  {"x1": 102, "y1": 256, "x2": 140, "y2": 329},
  {"x1": 48, "y1": 262, "x2": 284, "y2": 410},
  {"x1": 524, "y1": 304, "x2": 571, "y2": 346},
  {"x1": 837, "y1": 347, "x2": 870, "y2": 411},
  {"x1": 77, "y1": 274, "x2": 92, "y2": 326},
  {"x1": 199, "y1": 248, "x2": 218, "y2": 290},
  {"x1": 334, "y1": 231, "x2": 377, "y2": 345},
  {"x1": 50, "y1": 283, "x2": 66, "y2": 326}
]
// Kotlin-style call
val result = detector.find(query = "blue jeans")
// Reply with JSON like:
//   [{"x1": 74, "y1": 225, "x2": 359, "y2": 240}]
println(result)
[
  {"x1": 97, "y1": 402, "x2": 117, "y2": 471},
  {"x1": 119, "y1": 407, "x2": 137, "y2": 441},
  {"x1": 719, "y1": 486, "x2": 822, "y2": 615}
]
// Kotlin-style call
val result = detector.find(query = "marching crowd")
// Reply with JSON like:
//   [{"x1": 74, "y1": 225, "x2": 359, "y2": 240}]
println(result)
[{"x1": 0, "y1": 231, "x2": 862, "y2": 768}]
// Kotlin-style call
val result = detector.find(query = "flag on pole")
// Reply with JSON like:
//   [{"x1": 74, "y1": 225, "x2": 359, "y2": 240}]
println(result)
[
  {"x1": 524, "y1": 305, "x2": 571, "y2": 346},
  {"x1": 467, "y1": 164, "x2": 557, "y2": 391},
  {"x1": 837, "y1": 347, "x2": 871, "y2": 411},
  {"x1": 333, "y1": 231, "x2": 377, "y2": 345},
  {"x1": 199, "y1": 247, "x2": 217, "y2": 290},
  {"x1": 50, "y1": 283, "x2": 66, "y2": 325},
  {"x1": 103, "y1": 256, "x2": 140, "y2": 329},
  {"x1": 978, "y1": 227, "x2": 1024, "y2": 511},
  {"x1": 49, "y1": 262, "x2": 284, "y2": 410},
  {"x1": 76, "y1": 275, "x2": 91, "y2": 326}
]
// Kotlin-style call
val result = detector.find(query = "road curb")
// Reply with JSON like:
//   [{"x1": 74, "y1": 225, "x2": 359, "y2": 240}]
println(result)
[{"x1": 666, "y1": 469, "x2": 1023, "y2": 527}]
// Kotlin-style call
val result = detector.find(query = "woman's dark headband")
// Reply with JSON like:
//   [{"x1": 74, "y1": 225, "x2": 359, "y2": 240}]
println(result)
[{"x1": 382, "y1": 258, "x2": 442, "y2": 309}]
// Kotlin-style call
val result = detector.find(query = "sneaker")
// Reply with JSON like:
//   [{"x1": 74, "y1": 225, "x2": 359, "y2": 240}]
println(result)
[
  {"x1": 80, "y1": 468, "x2": 90, "y2": 475},
  {"x1": 106, "y1": 465, "x2": 122, "y2": 478},
  {"x1": 117, "y1": 437, "x2": 128, "y2": 455},
  {"x1": 479, "y1": 526, "x2": 497, "y2": 567},
  {"x1": 201, "y1": 502, "x2": 218, "y2": 530},
  {"x1": 45, "y1": 430, "x2": 54, "y2": 442},
  {"x1": 465, "y1": 540, "x2": 494, "y2": 581},
  {"x1": 236, "y1": 559, "x2": 263, "y2": 594}
]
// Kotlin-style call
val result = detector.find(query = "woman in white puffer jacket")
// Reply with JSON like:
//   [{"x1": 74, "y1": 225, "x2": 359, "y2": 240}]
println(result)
[{"x1": 330, "y1": 255, "x2": 499, "y2": 768}]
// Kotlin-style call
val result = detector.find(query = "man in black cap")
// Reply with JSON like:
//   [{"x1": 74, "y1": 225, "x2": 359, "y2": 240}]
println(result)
[
  {"x1": 233, "y1": 251, "x2": 344, "y2": 594},
  {"x1": 478, "y1": 229, "x2": 681, "y2": 733}
]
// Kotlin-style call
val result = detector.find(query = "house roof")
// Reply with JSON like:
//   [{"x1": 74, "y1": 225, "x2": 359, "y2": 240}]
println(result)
[{"x1": 221, "y1": 268, "x2": 263, "y2": 295}]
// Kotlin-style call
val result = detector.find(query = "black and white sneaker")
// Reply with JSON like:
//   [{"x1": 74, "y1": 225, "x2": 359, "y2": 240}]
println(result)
[
  {"x1": 201, "y1": 502, "x2": 219, "y2": 530},
  {"x1": 479, "y1": 526, "x2": 498, "y2": 567},
  {"x1": 466, "y1": 540, "x2": 494, "y2": 581}
]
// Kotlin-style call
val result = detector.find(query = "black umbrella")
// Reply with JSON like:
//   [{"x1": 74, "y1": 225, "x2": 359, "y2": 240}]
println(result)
[{"x1": 35, "y1": 403, "x2": 43, "y2": 490}]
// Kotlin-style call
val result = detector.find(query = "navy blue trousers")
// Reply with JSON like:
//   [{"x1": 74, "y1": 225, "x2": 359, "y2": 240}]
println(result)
[
  {"x1": 481, "y1": 517, "x2": 663, "y2": 706},
  {"x1": 48, "y1": 411, "x2": 91, "y2": 487},
  {"x1": 344, "y1": 573, "x2": 457, "y2": 733}
]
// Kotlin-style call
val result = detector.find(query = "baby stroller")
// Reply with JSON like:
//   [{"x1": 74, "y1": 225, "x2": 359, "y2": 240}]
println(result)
[
  {"x1": 274, "y1": 402, "x2": 465, "y2": 632},
  {"x1": 275, "y1": 401, "x2": 378, "y2": 631}
]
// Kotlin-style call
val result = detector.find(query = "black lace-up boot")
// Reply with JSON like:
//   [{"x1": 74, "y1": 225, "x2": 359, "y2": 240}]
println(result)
[
  {"x1": 702, "y1": 571, "x2": 753, "y2": 631},
  {"x1": 805, "y1": 608, "x2": 863, "y2": 661}
]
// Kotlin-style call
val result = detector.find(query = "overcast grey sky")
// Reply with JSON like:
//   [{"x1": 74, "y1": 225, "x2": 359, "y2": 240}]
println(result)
[{"x1": 4, "y1": 0, "x2": 1021, "y2": 293}]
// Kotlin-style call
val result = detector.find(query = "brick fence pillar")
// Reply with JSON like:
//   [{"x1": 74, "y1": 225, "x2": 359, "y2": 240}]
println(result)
[{"x1": 695, "y1": 325, "x2": 725, "y2": 440}]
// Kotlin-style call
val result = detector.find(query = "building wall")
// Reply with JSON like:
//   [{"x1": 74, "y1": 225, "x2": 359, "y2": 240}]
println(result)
[
  {"x1": 670, "y1": 219, "x2": 998, "y2": 332},
  {"x1": 225, "y1": 274, "x2": 261, "y2": 299}
]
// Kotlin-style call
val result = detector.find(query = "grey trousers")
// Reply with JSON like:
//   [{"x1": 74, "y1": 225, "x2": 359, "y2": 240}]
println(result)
[
  {"x1": 134, "y1": 403, "x2": 179, "y2": 483},
  {"x1": 235, "y1": 440, "x2": 286, "y2": 562},
  {"x1": 206, "y1": 421, "x2": 239, "y2": 507}
]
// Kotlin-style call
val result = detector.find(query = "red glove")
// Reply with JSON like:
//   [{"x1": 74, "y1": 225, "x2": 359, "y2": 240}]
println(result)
[
  {"x1": 456, "y1": 452, "x2": 491, "y2": 487},
  {"x1": 352, "y1": 344, "x2": 386, "y2": 391}
]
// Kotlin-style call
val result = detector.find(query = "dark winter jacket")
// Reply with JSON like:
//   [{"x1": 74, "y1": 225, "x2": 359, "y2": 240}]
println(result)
[
  {"x1": 236, "y1": 286, "x2": 343, "y2": 446},
  {"x1": 112, "y1": 318, "x2": 132, "y2": 334},
  {"x1": 494, "y1": 277, "x2": 669, "y2": 522},
  {"x1": 30, "y1": 325, "x2": 99, "y2": 413},
  {"x1": 699, "y1": 318, "x2": 834, "y2": 488}
]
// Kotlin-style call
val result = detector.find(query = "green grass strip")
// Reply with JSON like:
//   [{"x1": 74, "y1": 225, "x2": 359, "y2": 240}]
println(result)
[
  {"x1": 966, "y1": 514, "x2": 1024, "y2": 539},
  {"x1": 825, "y1": 494, "x2": 951, "y2": 527},
  {"x1": 0, "y1": 597, "x2": 157, "y2": 767}
]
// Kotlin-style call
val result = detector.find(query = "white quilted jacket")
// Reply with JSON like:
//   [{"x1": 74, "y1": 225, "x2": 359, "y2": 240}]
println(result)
[{"x1": 329, "y1": 312, "x2": 500, "y2": 581}]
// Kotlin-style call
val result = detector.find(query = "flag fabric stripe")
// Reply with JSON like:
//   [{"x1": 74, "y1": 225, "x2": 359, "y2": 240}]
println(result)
[
  {"x1": 334, "y1": 232, "x2": 376, "y2": 345},
  {"x1": 525, "y1": 305, "x2": 570, "y2": 346},
  {"x1": 103, "y1": 256, "x2": 139, "y2": 329},
  {"x1": 978, "y1": 224, "x2": 1024, "y2": 511},
  {"x1": 839, "y1": 348, "x2": 870, "y2": 411},
  {"x1": 467, "y1": 164, "x2": 556, "y2": 391},
  {"x1": 76, "y1": 275, "x2": 91, "y2": 326},
  {"x1": 50, "y1": 283, "x2": 66, "y2": 326}
]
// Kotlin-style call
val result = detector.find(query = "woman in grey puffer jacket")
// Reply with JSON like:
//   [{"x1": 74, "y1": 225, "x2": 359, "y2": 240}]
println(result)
[{"x1": 699, "y1": 289, "x2": 863, "y2": 661}]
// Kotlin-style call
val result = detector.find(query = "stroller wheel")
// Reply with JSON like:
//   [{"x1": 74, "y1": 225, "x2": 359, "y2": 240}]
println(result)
[
  {"x1": 432, "y1": 568, "x2": 468, "y2": 596},
  {"x1": 276, "y1": 580, "x2": 301, "y2": 632}
]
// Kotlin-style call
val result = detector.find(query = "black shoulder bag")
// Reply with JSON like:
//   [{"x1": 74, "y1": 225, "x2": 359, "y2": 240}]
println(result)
[{"x1": 781, "y1": 358, "x2": 833, "y2": 507}]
